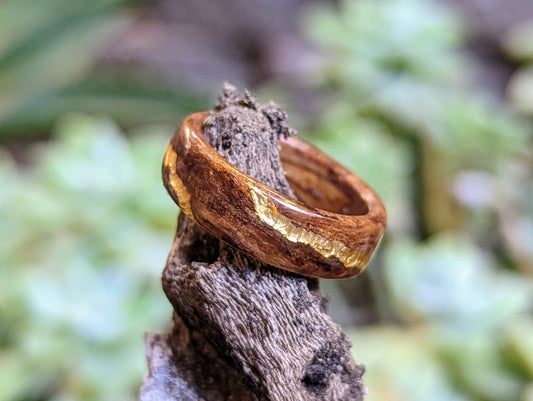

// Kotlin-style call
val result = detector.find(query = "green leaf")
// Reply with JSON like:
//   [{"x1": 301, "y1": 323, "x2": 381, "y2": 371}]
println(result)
[
  {"x1": 0, "y1": 114, "x2": 173, "y2": 401},
  {"x1": 347, "y1": 326, "x2": 471, "y2": 401},
  {"x1": 383, "y1": 234, "x2": 533, "y2": 324},
  {"x1": 0, "y1": 0, "x2": 130, "y2": 131}
]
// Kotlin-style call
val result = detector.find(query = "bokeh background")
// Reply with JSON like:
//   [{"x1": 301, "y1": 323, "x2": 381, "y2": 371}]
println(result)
[{"x1": 1, "y1": 0, "x2": 532, "y2": 400}]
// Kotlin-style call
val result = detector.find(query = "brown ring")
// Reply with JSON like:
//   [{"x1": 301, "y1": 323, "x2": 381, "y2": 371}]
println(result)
[{"x1": 162, "y1": 111, "x2": 387, "y2": 279}]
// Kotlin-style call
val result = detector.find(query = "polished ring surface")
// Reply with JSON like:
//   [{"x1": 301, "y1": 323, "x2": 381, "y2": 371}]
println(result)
[{"x1": 162, "y1": 111, "x2": 386, "y2": 279}]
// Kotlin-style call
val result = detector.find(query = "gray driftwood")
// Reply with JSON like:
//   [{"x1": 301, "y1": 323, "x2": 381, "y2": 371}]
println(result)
[{"x1": 141, "y1": 84, "x2": 365, "y2": 401}]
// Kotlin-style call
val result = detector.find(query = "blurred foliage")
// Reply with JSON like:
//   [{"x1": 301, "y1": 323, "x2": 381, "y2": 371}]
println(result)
[
  {"x1": 1, "y1": 0, "x2": 533, "y2": 400},
  {"x1": 504, "y1": 18, "x2": 533, "y2": 116},
  {"x1": 0, "y1": 115, "x2": 174, "y2": 401},
  {"x1": 0, "y1": 0, "x2": 205, "y2": 137},
  {"x1": 300, "y1": 0, "x2": 533, "y2": 400}
]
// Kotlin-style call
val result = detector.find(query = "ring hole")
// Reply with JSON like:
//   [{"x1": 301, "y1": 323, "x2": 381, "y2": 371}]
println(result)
[{"x1": 280, "y1": 142, "x2": 369, "y2": 216}]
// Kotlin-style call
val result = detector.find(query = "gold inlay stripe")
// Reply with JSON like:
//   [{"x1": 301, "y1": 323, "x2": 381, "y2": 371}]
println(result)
[
  {"x1": 163, "y1": 145, "x2": 195, "y2": 219},
  {"x1": 249, "y1": 185, "x2": 369, "y2": 269}
]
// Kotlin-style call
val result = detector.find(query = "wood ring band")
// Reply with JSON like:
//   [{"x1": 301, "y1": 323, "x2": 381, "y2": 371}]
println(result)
[{"x1": 162, "y1": 111, "x2": 387, "y2": 279}]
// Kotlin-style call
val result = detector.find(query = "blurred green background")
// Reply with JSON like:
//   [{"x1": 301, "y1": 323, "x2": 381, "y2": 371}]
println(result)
[{"x1": 1, "y1": 0, "x2": 532, "y2": 400}]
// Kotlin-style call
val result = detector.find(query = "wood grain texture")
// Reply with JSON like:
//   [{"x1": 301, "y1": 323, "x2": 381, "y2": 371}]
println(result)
[
  {"x1": 162, "y1": 112, "x2": 386, "y2": 279},
  {"x1": 141, "y1": 84, "x2": 365, "y2": 401}
]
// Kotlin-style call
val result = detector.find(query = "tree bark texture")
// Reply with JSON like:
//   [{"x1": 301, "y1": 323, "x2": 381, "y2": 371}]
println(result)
[{"x1": 140, "y1": 84, "x2": 365, "y2": 401}]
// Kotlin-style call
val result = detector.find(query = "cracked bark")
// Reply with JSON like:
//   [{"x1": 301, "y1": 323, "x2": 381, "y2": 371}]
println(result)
[{"x1": 140, "y1": 84, "x2": 365, "y2": 401}]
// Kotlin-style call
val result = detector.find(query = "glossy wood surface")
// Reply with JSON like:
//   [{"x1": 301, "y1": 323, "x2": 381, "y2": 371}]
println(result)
[{"x1": 162, "y1": 112, "x2": 387, "y2": 279}]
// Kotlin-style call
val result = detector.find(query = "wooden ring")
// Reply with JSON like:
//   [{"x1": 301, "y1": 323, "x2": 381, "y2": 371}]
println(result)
[{"x1": 163, "y1": 111, "x2": 386, "y2": 279}]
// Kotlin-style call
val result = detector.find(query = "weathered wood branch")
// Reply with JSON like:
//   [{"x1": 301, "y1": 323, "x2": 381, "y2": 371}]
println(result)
[{"x1": 141, "y1": 84, "x2": 365, "y2": 401}]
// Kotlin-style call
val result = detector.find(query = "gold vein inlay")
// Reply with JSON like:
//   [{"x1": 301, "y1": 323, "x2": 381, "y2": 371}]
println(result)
[
  {"x1": 163, "y1": 145, "x2": 194, "y2": 219},
  {"x1": 248, "y1": 185, "x2": 369, "y2": 269}
]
